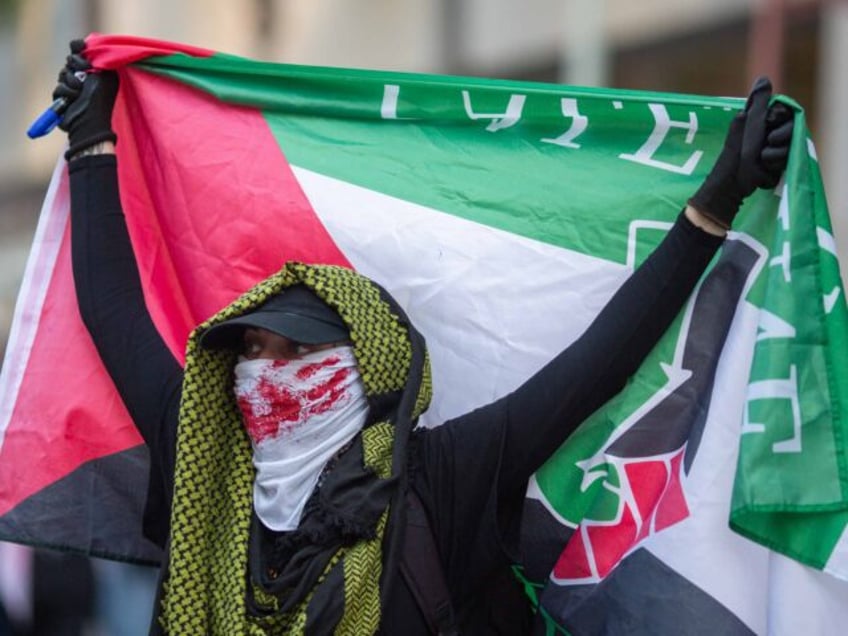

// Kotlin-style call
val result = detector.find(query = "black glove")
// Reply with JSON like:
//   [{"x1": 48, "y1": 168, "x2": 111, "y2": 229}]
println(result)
[
  {"x1": 52, "y1": 39, "x2": 119, "y2": 160},
  {"x1": 688, "y1": 77, "x2": 794, "y2": 229}
]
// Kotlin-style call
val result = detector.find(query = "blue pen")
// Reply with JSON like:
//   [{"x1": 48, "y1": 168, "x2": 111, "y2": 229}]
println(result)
[
  {"x1": 27, "y1": 70, "x2": 87, "y2": 139},
  {"x1": 27, "y1": 97, "x2": 68, "y2": 139}
]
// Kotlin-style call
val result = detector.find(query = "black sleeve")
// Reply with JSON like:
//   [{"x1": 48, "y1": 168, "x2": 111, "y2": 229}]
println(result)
[
  {"x1": 69, "y1": 154, "x2": 183, "y2": 545},
  {"x1": 415, "y1": 211, "x2": 723, "y2": 608},
  {"x1": 498, "y1": 212, "x2": 724, "y2": 490}
]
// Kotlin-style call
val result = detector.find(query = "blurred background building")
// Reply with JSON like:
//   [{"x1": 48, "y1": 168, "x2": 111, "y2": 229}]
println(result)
[{"x1": 0, "y1": 0, "x2": 845, "y2": 632}]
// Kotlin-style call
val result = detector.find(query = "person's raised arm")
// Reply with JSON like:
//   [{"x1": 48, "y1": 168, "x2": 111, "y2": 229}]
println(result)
[
  {"x1": 498, "y1": 77, "x2": 794, "y2": 488},
  {"x1": 55, "y1": 41, "x2": 183, "y2": 509},
  {"x1": 422, "y1": 79, "x2": 793, "y2": 523}
]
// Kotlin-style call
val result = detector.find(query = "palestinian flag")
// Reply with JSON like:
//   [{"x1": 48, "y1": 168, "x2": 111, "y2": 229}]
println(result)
[{"x1": 1, "y1": 34, "x2": 847, "y2": 633}]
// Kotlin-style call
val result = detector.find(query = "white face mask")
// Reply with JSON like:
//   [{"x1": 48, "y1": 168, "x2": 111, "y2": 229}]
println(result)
[{"x1": 234, "y1": 346, "x2": 368, "y2": 531}]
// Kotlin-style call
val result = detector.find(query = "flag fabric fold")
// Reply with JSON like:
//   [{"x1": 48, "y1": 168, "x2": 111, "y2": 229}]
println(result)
[{"x1": 1, "y1": 34, "x2": 846, "y2": 633}]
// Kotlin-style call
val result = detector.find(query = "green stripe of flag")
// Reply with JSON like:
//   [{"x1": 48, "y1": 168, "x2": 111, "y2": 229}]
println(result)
[
  {"x1": 730, "y1": 110, "x2": 848, "y2": 569},
  {"x1": 137, "y1": 52, "x2": 745, "y2": 263}
]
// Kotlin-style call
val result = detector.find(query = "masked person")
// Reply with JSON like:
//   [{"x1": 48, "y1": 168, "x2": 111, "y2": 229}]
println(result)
[{"x1": 54, "y1": 40, "x2": 793, "y2": 635}]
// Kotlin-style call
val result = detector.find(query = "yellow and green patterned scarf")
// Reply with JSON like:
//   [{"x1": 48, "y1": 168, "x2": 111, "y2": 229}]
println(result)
[{"x1": 159, "y1": 262, "x2": 431, "y2": 634}]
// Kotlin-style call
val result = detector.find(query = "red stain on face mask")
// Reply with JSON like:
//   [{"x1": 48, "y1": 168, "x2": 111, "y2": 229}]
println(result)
[
  {"x1": 305, "y1": 369, "x2": 350, "y2": 415},
  {"x1": 238, "y1": 363, "x2": 353, "y2": 444},
  {"x1": 296, "y1": 355, "x2": 341, "y2": 380},
  {"x1": 237, "y1": 378, "x2": 299, "y2": 444}
]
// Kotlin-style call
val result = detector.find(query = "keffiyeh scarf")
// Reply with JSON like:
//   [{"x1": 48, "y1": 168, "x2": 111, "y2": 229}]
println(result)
[{"x1": 159, "y1": 262, "x2": 431, "y2": 635}]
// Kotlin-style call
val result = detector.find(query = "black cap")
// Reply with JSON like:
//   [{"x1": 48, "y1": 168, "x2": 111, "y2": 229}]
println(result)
[{"x1": 199, "y1": 285, "x2": 350, "y2": 350}]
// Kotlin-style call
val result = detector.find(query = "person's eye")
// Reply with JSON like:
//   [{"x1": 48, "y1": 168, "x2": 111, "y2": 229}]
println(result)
[
  {"x1": 294, "y1": 343, "x2": 312, "y2": 356},
  {"x1": 244, "y1": 341, "x2": 262, "y2": 357}
]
